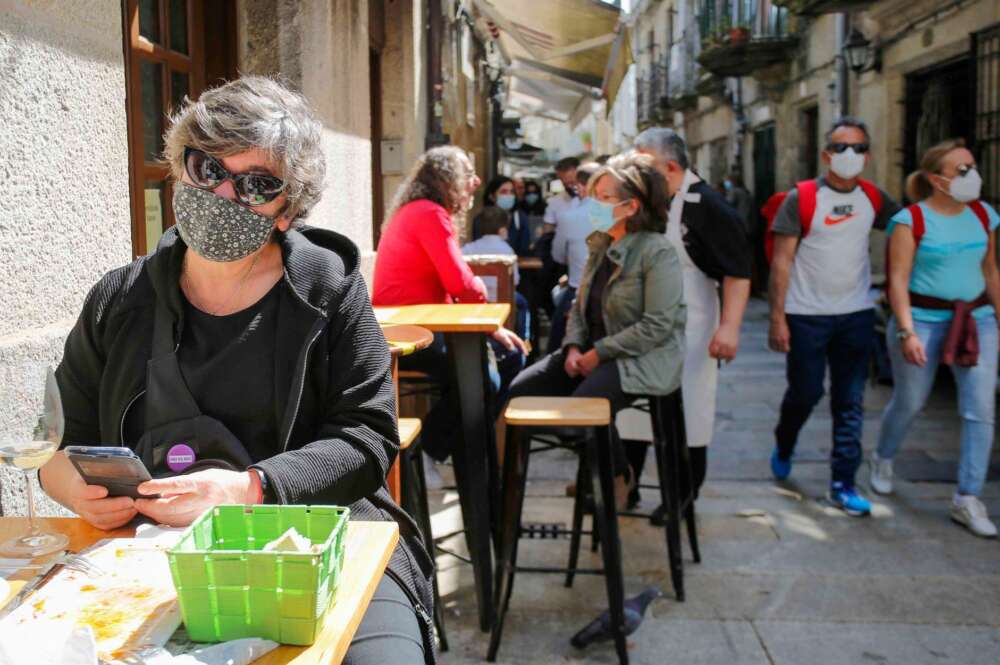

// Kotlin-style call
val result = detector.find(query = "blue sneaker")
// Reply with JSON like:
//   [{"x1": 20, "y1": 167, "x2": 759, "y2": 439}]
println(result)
[
  {"x1": 770, "y1": 448, "x2": 792, "y2": 480},
  {"x1": 828, "y1": 482, "x2": 871, "y2": 517}
]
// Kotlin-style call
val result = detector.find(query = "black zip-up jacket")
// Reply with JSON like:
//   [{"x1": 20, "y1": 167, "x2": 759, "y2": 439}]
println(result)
[{"x1": 56, "y1": 225, "x2": 437, "y2": 661}]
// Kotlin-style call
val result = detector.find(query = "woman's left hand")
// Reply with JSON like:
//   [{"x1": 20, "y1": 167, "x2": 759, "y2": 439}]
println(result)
[
  {"x1": 578, "y1": 349, "x2": 601, "y2": 377},
  {"x1": 708, "y1": 323, "x2": 740, "y2": 362},
  {"x1": 492, "y1": 328, "x2": 530, "y2": 355},
  {"x1": 134, "y1": 469, "x2": 252, "y2": 527}
]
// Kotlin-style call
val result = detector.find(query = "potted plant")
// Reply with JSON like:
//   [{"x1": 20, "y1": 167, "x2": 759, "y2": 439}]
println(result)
[{"x1": 729, "y1": 23, "x2": 750, "y2": 45}]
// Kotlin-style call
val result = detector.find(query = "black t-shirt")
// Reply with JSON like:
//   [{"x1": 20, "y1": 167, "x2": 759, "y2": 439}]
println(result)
[
  {"x1": 175, "y1": 282, "x2": 281, "y2": 462},
  {"x1": 586, "y1": 255, "x2": 615, "y2": 345},
  {"x1": 678, "y1": 181, "x2": 753, "y2": 282}
]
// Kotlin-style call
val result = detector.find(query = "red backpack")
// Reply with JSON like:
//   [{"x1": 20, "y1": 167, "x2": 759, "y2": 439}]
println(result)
[
  {"x1": 762, "y1": 178, "x2": 883, "y2": 263},
  {"x1": 884, "y1": 200, "x2": 991, "y2": 291}
]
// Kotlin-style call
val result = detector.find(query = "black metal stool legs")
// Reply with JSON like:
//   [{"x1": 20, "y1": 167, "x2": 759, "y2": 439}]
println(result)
[
  {"x1": 564, "y1": 455, "x2": 586, "y2": 588},
  {"x1": 585, "y1": 425, "x2": 629, "y2": 665},
  {"x1": 401, "y1": 441, "x2": 449, "y2": 651},
  {"x1": 487, "y1": 425, "x2": 532, "y2": 662}
]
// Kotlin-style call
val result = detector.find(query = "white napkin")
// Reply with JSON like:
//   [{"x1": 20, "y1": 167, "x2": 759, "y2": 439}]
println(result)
[
  {"x1": 0, "y1": 620, "x2": 98, "y2": 665},
  {"x1": 0, "y1": 619, "x2": 278, "y2": 665},
  {"x1": 133, "y1": 523, "x2": 188, "y2": 547},
  {"x1": 137, "y1": 639, "x2": 280, "y2": 665}
]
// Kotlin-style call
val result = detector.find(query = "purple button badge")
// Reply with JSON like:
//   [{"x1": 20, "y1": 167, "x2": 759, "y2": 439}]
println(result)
[{"x1": 166, "y1": 443, "x2": 196, "y2": 473}]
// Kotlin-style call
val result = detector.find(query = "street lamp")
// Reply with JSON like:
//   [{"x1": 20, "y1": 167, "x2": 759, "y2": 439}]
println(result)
[{"x1": 842, "y1": 28, "x2": 881, "y2": 75}]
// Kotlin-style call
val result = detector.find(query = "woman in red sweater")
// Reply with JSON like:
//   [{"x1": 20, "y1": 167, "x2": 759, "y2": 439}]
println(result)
[{"x1": 374, "y1": 146, "x2": 526, "y2": 460}]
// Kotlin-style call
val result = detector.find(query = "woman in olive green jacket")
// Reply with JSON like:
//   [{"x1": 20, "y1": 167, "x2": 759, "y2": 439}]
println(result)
[{"x1": 508, "y1": 152, "x2": 686, "y2": 508}]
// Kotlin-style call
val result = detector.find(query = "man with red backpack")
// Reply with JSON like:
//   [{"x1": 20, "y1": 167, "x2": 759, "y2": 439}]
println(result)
[{"x1": 767, "y1": 117, "x2": 901, "y2": 516}]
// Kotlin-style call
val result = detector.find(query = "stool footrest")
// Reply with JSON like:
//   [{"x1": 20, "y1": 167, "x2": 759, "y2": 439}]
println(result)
[{"x1": 514, "y1": 566, "x2": 605, "y2": 576}]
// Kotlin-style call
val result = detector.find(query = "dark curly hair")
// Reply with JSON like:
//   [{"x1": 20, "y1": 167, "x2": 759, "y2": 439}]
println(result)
[{"x1": 587, "y1": 152, "x2": 669, "y2": 233}]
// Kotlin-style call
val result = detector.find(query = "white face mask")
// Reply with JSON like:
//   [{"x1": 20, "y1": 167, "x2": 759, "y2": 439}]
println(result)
[
  {"x1": 829, "y1": 147, "x2": 866, "y2": 180},
  {"x1": 944, "y1": 168, "x2": 983, "y2": 203}
]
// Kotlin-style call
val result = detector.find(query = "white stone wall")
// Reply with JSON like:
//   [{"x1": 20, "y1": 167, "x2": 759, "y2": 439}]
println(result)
[
  {"x1": 238, "y1": 0, "x2": 380, "y2": 282},
  {"x1": 0, "y1": 0, "x2": 132, "y2": 515}
]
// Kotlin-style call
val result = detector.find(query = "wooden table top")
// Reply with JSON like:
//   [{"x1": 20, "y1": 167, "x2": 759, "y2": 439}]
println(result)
[
  {"x1": 0, "y1": 517, "x2": 399, "y2": 665},
  {"x1": 382, "y1": 324, "x2": 434, "y2": 357},
  {"x1": 374, "y1": 303, "x2": 510, "y2": 333}
]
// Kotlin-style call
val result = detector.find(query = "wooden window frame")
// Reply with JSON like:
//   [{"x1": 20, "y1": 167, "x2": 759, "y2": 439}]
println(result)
[{"x1": 123, "y1": 0, "x2": 206, "y2": 258}]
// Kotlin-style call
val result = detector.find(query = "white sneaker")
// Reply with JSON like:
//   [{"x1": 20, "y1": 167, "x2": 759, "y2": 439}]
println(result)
[
  {"x1": 868, "y1": 453, "x2": 894, "y2": 495},
  {"x1": 951, "y1": 495, "x2": 998, "y2": 538}
]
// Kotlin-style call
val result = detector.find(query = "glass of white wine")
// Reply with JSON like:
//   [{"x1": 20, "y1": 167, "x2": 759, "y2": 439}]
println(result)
[{"x1": 0, "y1": 367, "x2": 70, "y2": 557}]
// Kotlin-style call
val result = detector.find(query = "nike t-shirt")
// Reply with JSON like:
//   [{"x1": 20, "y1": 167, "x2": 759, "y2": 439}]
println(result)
[
  {"x1": 773, "y1": 178, "x2": 900, "y2": 315},
  {"x1": 888, "y1": 201, "x2": 1000, "y2": 322}
]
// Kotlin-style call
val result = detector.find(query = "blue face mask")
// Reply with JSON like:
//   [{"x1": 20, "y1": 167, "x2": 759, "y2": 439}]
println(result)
[
  {"x1": 587, "y1": 198, "x2": 622, "y2": 233},
  {"x1": 525, "y1": 193, "x2": 540, "y2": 206},
  {"x1": 496, "y1": 194, "x2": 516, "y2": 210}
]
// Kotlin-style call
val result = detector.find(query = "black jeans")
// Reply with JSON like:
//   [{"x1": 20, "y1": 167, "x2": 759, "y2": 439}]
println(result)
[
  {"x1": 508, "y1": 351, "x2": 634, "y2": 475},
  {"x1": 342, "y1": 573, "x2": 426, "y2": 665},
  {"x1": 399, "y1": 333, "x2": 513, "y2": 462},
  {"x1": 546, "y1": 285, "x2": 577, "y2": 355}
]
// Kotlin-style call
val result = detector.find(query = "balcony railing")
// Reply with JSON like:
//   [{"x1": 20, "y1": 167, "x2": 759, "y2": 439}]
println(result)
[
  {"x1": 638, "y1": 54, "x2": 672, "y2": 126},
  {"x1": 772, "y1": 0, "x2": 876, "y2": 15},
  {"x1": 696, "y1": 0, "x2": 798, "y2": 78}
]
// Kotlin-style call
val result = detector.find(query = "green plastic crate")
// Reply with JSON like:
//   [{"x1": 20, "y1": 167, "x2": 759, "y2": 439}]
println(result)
[{"x1": 167, "y1": 504, "x2": 350, "y2": 645}]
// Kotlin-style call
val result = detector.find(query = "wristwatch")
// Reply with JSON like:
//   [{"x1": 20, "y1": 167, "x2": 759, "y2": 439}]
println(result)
[{"x1": 895, "y1": 328, "x2": 914, "y2": 341}]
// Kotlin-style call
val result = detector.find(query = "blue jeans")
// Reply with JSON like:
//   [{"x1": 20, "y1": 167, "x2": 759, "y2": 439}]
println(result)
[
  {"x1": 515, "y1": 291, "x2": 531, "y2": 342},
  {"x1": 877, "y1": 315, "x2": 998, "y2": 496},
  {"x1": 775, "y1": 309, "x2": 875, "y2": 485}
]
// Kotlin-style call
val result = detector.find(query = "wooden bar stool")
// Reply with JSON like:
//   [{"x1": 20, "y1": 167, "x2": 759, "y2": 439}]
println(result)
[
  {"x1": 397, "y1": 416, "x2": 449, "y2": 651},
  {"x1": 382, "y1": 325, "x2": 434, "y2": 503},
  {"x1": 488, "y1": 397, "x2": 629, "y2": 665},
  {"x1": 566, "y1": 390, "x2": 701, "y2": 602}
]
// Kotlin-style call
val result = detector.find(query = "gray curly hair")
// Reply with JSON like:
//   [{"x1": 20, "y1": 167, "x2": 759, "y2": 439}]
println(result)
[
  {"x1": 164, "y1": 76, "x2": 326, "y2": 220},
  {"x1": 386, "y1": 146, "x2": 475, "y2": 225}
]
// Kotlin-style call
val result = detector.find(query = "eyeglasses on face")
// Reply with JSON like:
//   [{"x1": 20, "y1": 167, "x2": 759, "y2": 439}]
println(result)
[
  {"x1": 826, "y1": 142, "x2": 870, "y2": 154},
  {"x1": 183, "y1": 147, "x2": 285, "y2": 206}
]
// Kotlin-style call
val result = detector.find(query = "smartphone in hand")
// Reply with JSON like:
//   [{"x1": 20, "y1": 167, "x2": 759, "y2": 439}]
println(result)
[{"x1": 65, "y1": 446, "x2": 155, "y2": 499}]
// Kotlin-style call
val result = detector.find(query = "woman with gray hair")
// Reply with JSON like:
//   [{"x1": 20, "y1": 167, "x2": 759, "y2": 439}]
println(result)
[{"x1": 40, "y1": 76, "x2": 436, "y2": 663}]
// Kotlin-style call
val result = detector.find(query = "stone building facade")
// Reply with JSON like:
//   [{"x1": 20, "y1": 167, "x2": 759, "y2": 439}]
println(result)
[
  {"x1": 621, "y1": 0, "x2": 1000, "y2": 236},
  {"x1": 0, "y1": 0, "x2": 495, "y2": 515}
]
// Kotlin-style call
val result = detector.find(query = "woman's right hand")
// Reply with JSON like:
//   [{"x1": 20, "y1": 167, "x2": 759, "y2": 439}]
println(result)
[
  {"x1": 71, "y1": 484, "x2": 138, "y2": 531},
  {"x1": 902, "y1": 335, "x2": 927, "y2": 367},
  {"x1": 40, "y1": 451, "x2": 137, "y2": 530},
  {"x1": 564, "y1": 346, "x2": 583, "y2": 377}
]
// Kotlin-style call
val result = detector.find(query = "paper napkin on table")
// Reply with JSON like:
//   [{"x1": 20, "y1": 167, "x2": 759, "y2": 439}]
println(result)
[
  {"x1": 0, "y1": 618, "x2": 278, "y2": 665},
  {"x1": 0, "y1": 620, "x2": 98, "y2": 665},
  {"x1": 137, "y1": 638, "x2": 280, "y2": 665}
]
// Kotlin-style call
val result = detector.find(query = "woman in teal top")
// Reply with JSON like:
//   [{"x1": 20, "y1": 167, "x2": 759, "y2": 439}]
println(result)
[{"x1": 872, "y1": 138, "x2": 1000, "y2": 538}]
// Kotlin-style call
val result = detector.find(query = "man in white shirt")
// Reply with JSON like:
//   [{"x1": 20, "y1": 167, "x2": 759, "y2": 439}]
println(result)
[
  {"x1": 768, "y1": 117, "x2": 900, "y2": 517},
  {"x1": 544, "y1": 156, "x2": 582, "y2": 233},
  {"x1": 548, "y1": 162, "x2": 598, "y2": 353}
]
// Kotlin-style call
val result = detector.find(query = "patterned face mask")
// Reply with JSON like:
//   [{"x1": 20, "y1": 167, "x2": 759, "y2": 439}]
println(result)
[{"x1": 172, "y1": 183, "x2": 276, "y2": 262}]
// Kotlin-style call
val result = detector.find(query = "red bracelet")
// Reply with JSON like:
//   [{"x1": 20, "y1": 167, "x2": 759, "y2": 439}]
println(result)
[{"x1": 246, "y1": 469, "x2": 263, "y2": 504}]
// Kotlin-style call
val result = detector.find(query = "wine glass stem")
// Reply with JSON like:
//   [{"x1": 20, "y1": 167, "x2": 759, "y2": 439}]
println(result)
[{"x1": 23, "y1": 469, "x2": 40, "y2": 537}]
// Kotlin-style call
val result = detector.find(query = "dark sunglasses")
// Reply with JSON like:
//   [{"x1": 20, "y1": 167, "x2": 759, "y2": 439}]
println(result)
[
  {"x1": 826, "y1": 142, "x2": 870, "y2": 154},
  {"x1": 183, "y1": 147, "x2": 285, "y2": 206}
]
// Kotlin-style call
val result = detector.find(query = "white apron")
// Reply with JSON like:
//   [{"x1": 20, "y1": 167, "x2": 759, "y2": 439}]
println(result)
[{"x1": 666, "y1": 170, "x2": 720, "y2": 448}]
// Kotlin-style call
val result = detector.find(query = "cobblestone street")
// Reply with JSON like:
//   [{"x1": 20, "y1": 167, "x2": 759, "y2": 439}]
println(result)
[{"x1": 434, "y1": 299, "x2": 1000, "y2": 665}]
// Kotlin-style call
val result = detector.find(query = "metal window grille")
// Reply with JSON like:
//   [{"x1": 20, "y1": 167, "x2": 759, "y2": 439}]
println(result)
[{"x1": 974, "y1": 23, "x2": 1000, "y2": 210}]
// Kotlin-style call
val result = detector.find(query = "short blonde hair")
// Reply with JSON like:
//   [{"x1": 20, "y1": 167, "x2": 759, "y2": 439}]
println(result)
[{"x1": 164, "y1": 76, "x2": 326, "y2": 220}]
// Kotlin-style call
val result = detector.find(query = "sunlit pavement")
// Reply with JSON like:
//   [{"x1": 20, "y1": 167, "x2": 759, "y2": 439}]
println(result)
[{"x1": 432, "y1": 298, "x2": 1000, "y2": 665}]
